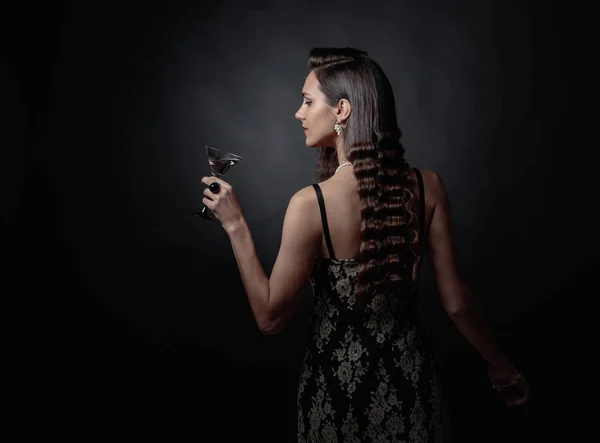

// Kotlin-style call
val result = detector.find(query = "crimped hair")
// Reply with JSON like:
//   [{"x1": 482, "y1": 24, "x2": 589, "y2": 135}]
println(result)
[{"x1": 308, "y1": 47, "x2": 420, "y2": 306}]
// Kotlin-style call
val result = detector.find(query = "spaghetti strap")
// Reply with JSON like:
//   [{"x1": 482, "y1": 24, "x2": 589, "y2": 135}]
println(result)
[
  {"x1": 413, "y1": 167, "x2": 426, "y2": 247},
  {"x1": 312, "y1": 184, "x2": 336, "y2": 260},
  {"x1": 411, "y1": 167, "x2": 427, "y2": 296}
]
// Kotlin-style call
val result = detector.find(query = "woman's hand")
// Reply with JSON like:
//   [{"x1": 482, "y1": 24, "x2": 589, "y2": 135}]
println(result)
[
  {"x1": 502, "y1": 375, "x2": 530, "y2": 408},
  {"x1": 490, "y1": 366, "x2": 531, "y2": 408},
  {"x1": 201, "y1": 176, "x2": 245, "y2": 233}
]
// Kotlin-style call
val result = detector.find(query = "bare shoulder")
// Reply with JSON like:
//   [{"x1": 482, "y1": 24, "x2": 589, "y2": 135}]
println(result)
[
  {"x1": 292, "y1": 184, "x2": 319, "y2": 204},
  {"x1": 412, "y1": 168, "x2": 447, "y2": 209},
  {"x1": 283, "y1": 185, "x2": 322, "y2": 240},
  {"x1": 286, "y1": 185, "x2": 320, "y2": 221},
  {"x1": 413, "y1": 168, "x2": 444, "y2": 190}
]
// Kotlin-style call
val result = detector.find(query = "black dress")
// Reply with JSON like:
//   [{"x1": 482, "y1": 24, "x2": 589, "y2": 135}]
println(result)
[{"x1": 296, "y1": 168, "x2": 451, "y2": 442}]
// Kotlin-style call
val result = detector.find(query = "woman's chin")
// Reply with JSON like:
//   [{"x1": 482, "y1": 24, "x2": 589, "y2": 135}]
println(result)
[{"x1": 305, "y1": 138, "x2": 322, "y2": 148}]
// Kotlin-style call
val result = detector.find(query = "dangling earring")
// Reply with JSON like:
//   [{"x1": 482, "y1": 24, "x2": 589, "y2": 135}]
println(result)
[{"x1": 334, "y1": 122, "x2": 343, "y2": 136}]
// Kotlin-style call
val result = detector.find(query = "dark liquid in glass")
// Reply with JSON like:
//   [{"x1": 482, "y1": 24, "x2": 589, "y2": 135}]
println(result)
[{"x1": 210, "y1": 157, "x2": 241, "y2": 177}]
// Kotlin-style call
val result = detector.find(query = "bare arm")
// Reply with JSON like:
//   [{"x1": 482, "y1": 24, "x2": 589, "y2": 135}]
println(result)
[
  {"x1": 426, "y1": 171, "x2": 514, "y2": 377},
  {"x1": 224, "y1": 186, "x2": 320, "y2": 336}
]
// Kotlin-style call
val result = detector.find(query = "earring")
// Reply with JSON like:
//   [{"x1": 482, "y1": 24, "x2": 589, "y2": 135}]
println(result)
[{"x1": 334, "y1": 122, "x2": 343, "y2": 136}]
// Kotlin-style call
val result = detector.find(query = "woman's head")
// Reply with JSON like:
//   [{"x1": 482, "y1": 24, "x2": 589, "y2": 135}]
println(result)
[
  {"x1": 298, "y1": 48, "x2": 418, "y2": 306},
  {"x1": 295, "y1": 47, "x2": 402, "y2": 164},
  {"x1": 294, "y1": 70, "x2": 351, "y2": 149}
]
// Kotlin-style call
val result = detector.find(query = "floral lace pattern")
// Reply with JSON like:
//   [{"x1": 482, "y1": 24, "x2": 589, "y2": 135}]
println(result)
[{"x1": 298, "y1": 259, "x2": 450, "y2": 442}]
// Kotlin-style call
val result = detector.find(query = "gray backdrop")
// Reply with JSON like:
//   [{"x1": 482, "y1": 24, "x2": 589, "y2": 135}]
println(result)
[{"x1": 4, "y1": 0, "x2": 583, "y2": 441}]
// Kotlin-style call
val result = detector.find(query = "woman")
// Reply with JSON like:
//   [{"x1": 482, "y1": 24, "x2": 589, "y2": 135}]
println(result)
[{"x1": 201, "y1": 47, "x2": 529, "y2": 442}]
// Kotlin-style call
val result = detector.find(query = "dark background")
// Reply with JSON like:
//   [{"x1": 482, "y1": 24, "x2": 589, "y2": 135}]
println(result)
[{"x1": 3, "y1": 0, "x2": 586, "y2": 441}]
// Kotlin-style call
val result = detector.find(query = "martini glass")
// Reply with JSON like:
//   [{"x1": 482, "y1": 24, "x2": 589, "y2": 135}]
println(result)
[{"x1": 191, "y1": 145, "x2": 243, "y2": 222}]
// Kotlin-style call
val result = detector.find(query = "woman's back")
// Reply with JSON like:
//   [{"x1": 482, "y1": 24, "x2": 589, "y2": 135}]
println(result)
[
  {"x1": 296, "y1": 166, "x2": 451, "y2": 442},
  {"x1": 314, "y1": 167, "x2": 436, "y2": 262}
]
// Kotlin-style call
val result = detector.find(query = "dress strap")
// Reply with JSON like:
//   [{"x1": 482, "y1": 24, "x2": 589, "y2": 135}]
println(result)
[
  {"x1": 411, "y1": 167, "x2": 427, "y2": 294},
  {"x1": 413, "y1": 167, "x2": 426, "y2": 249},
  {"x1": 312, "y1": 184, "x2": 336, "y2": 260}
]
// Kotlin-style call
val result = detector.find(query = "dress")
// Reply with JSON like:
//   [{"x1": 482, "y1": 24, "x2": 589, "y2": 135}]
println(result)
[{"x1": 296, "y1": 168, "x2": 450, "y2": 442}]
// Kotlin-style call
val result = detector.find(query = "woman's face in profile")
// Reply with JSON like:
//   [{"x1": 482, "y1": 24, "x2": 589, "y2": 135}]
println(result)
[{"x1": 295, "y1": 71, "x2": 336, "y2": 148}]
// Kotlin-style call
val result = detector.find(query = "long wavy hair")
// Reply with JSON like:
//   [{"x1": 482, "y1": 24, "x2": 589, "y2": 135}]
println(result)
[{"x1": 308, "y1": 47, "x2": 420, "y2": 306}]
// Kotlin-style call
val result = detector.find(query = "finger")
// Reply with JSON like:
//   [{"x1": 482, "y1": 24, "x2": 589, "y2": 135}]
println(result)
[
  {"x1": 507, "y1": 394, "x2": 528, "y2": 407},
  {"x1": 202, "y1": 176, "x2": 231, "y2": 190},
  {"x1": 202, "y1": 197, "x2": 215, "y2": 210},
  {"x1": 201, "y1": 176, "x2": 215, "y2": 184},
  {"x1": 203, "y1": 188, "x2": 217, "y2": 198},
  {"x1": 201, "y1": 176, "x2": 222, "y2": 186},
  {"x1": 514, "y1": 394, "x2": 528, "y2": 406}
]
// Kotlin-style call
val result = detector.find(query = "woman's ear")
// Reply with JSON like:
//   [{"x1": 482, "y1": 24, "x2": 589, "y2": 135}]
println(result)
[{"x1": 335, "y1": 98, "x2": 352, "y2": 123}]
